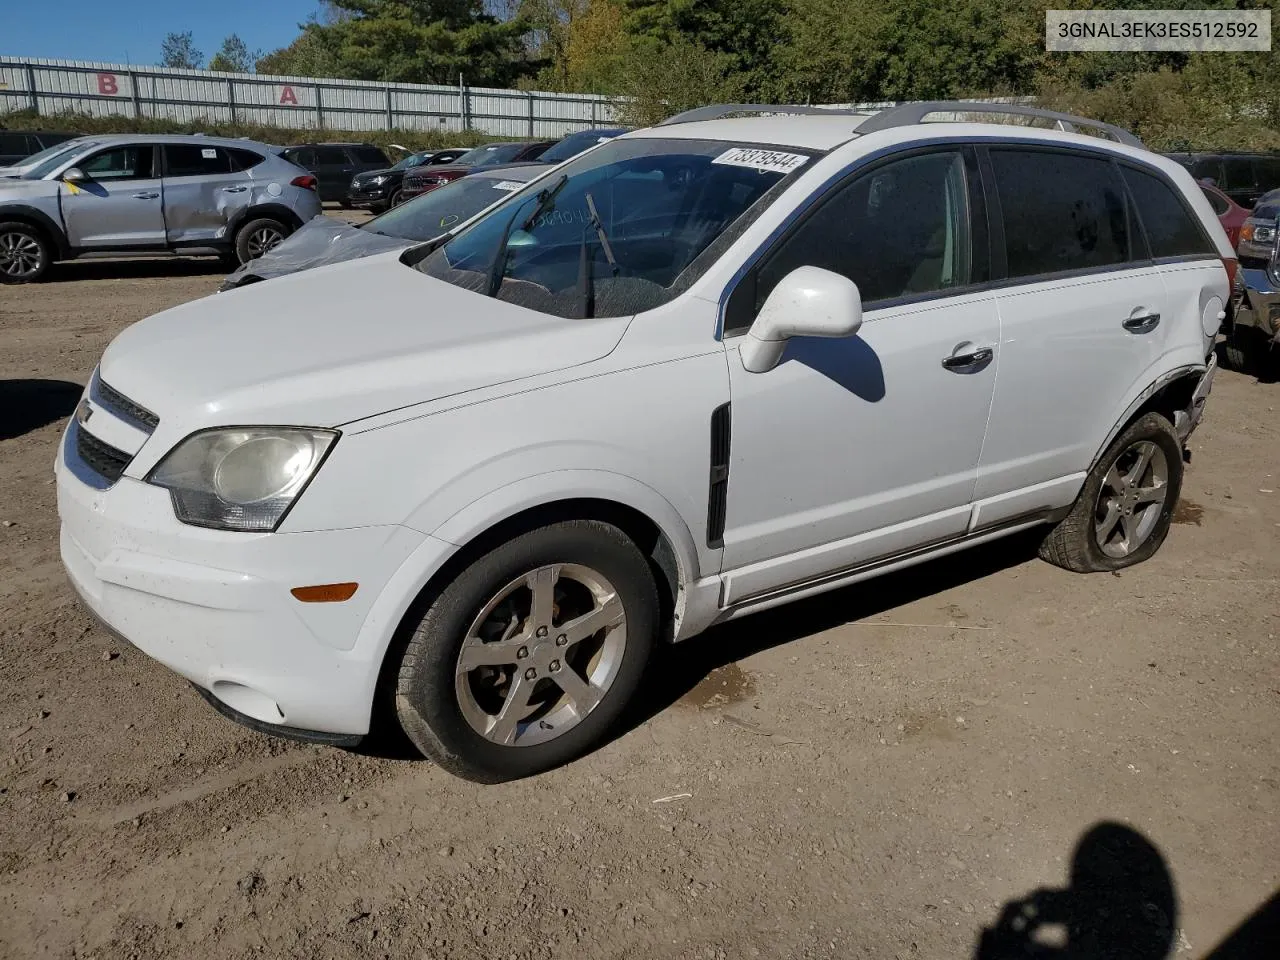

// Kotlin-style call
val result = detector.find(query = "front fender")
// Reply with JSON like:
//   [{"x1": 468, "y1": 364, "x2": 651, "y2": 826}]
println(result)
[{"x1": 418, "y1": 467, "x2": 703, "y2": 590}]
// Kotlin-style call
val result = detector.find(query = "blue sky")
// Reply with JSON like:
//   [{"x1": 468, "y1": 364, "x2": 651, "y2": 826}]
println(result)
[{"x1": 1, "y1": 0, "x2": 324, "y2": 66}]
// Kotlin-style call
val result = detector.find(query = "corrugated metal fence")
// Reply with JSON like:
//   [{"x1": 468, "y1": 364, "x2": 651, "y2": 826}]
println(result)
[{"x1": 0, "y1": 57, "x2": 619, "y2": 137}]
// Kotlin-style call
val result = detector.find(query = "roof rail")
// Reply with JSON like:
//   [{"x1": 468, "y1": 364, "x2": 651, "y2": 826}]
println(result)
[
  {"x1": 854, "y1": 101, "x2": 1142, "y2": 147},
  {"x1": 657, "y1": 103, "x2": 877, "y2": 125}
]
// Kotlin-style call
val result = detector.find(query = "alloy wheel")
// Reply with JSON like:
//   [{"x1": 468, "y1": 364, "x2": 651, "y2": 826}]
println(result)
[
  {"x1": 245, "y1": 225, "x2": 284, "y2": 259},
  {"x1": 0, "y1": 231, "x2": 43, "y2": 279},
  {"x1": 1093, "y1": 440, "x2": 1170, "y2": 558},
  {"x1": 454, "y1": 563, "x2": 627, "y2": 747}
]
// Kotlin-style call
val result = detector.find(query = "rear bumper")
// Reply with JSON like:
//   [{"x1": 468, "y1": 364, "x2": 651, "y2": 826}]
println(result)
[{"x1": 1175, "y1": 354, "x2": 1216, "y2": 444}]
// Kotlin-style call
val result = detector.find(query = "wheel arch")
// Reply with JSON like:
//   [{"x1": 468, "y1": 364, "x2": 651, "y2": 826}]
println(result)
[
  {"x1": 1090, "y1": 364, "x2": 1205, "y2": 472},
  {"x1": 227, "y1": 203, "x2": 305, "y2": 240},
  {"x1": 0, "y1": 204, "x2": 70, "y2": 258}
]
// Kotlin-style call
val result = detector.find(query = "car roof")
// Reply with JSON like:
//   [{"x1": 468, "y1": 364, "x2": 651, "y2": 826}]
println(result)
[{"x1": 56, "y1": 133, "x2": 279, "y2": 151}]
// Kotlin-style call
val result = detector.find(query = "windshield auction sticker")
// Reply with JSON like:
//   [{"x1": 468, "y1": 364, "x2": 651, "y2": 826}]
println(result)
[
  {"x1": 1047, "y1": 9, "x2": 1270, "y2": 51},
  {"x1": 712, "y1": 148, "x2": 810, "y2": 175}
]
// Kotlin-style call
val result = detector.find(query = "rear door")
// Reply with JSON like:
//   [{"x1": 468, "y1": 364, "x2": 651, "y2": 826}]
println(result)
[
  {"x1": 313, "y1": 146, "x2": 354, "y2": 200},
  {"x1": 161, "y1": 143, "x2": 253, "y2": 244},
  {"x1": 60, "y1": 144, "x2": 165, "y2": 248},
  {"x1": 973, "y1": 145, "x2": 1168, "y2": 523},
  {"x1": 1221, "y1": 155, "x2": 1259, "y2": 207}
]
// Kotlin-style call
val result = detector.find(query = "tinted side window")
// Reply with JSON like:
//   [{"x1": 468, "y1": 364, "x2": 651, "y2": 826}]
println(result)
[
  {"x1": 1191, "y1": 157, "x2": 1224, "y2": 184},
  {"x1": 991, "y1": 149, "x2": 1132, "y2": 279},
  {"x1": 1254, "y1": 157, "x2": 1280, "y2": 191},
  {"x1": 1121, "y1": 166, "x2": 1216, "y2": 259},
  {"x1": 80, "y1": 146, "x2": 155, "y2": 181},
  {"x1": 753, "y1": 150, "x2": 975, "y2": 316},
  {"x1": 0, "y1": 133, "x2": 27, "y2": 156},
  {"x1": 315, "y1": 146, "x2": 350, "y2": 165},
  {"x1": 1222, "y1": 156, "x2": 1255, "y2": 191},
  {"x1": 353, "y1": 146, "x2": 388, "y2": 164},
  {"x1": 283, "y1": 147, "x2": 316, "y2": 168},
  {"x1": 227, "y1": 147, "x2": 265, "y2": 170},
  {"x1": 165, "y1": 144, "x2": 232, "y2": 177}
]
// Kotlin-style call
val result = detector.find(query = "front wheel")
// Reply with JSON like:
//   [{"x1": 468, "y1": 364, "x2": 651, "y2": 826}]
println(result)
[
  {"x1": 388, "y1": 188, "x2": 404, "y2": 208},
  {"x1": 0, "y1": 221, "x2": 52, "y2": 284},
  {"x1": 1039, "y1": 413, "x2": 1183, "y2": 573},
  {"x1": 395, "y1": 520, "x2": 659, "y2": 782}
]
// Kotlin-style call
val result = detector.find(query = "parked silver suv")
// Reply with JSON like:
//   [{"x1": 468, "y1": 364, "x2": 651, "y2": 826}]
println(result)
[{"x1": 0, "y1": 134, "x2": 322, "y2": 283}]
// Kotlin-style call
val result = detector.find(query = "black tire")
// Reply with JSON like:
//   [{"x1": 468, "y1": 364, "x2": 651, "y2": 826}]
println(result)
[
  {"x1": 1039, "y1": 413, "x2": 1183, "y2": 573},
  {"x1": 388, "y1": 188, "x2": 404, "y2": 208},
  {"x1": 395, "y1": 520, "x2": 659, "y2": 783},
  {"x1": 0, "y1": 221, "x2": 52, "y2": 284},
  {"x1": 1221, "y1": 326, "x2": 1256, "y2": 374},
  {"x1": 339, "y1": 199, "x2": 353, "y2": 210},
  {"x1": 233, "y1": 218, "x2": 288, "y2": 265}
]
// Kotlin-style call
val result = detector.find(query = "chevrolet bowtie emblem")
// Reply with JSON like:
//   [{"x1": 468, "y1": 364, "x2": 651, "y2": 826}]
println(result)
[{"x1": 75, "y1": 399, "x2": 93, "y2": 426}]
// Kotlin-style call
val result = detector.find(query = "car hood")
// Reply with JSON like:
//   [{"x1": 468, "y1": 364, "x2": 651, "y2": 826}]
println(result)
[
  {"x1": 353, "y1": 166, "x2": 398, "y2": 180},
  {"x1": 218, "y1": 215, "x2": 415, "y2": 290},
  {"x1": 405, "y1": 163, "x2": 472, "y2": 181},
  {"x1": 99, "y1": 250, "x2": 629, "y2": 430},
  {"x1": 0, "y1": 178, "x2": 57, "y2": 198}
]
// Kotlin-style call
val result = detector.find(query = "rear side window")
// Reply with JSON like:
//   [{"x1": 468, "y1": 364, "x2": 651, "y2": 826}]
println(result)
[
  {"x1": 315, "y1": 146, "x2": 349, "y2": 165},
  {"x1": 165, "y1": 144, "x2": 232, "y2": 177},
  {"x1": 283, "y1": 147, "x2": 316, "y2": 168},
  {"x1": 1222, "y1": 156, "x2": 1255, "y2": 191},
  {"x1": 353, "y1": 146, "x2": 388, "y2": 164},
  {"x1": 1255, "y1": 157, "x2": 1280, "y2": 191},
  {"x1": 0, "y1": 133, "x2": 28, "y2": 155},
  {"x1": 1191, "y1": 157, "x2": 1223, "y2": 184},
  {"x1": 991, "y1": 148, "x2": 1133, "y2": 279},
  {"x1": 227, "y1": 147, "x2": 265, "y2": 171},
  {"x1": 1121, "y1": 166, "x2": 1216, "y2": 259}
]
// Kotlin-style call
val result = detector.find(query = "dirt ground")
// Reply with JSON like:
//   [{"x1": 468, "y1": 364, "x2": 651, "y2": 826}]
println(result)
[{"x1": 1, "y1": 236, "x2": 1277, "y2": 959}]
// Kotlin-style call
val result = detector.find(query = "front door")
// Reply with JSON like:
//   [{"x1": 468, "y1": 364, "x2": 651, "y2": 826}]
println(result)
[
  {"x1": 60, "y1": 144, "x2": 165, "y2": 248},
  {"x1": 161, "y1": 143, "x2": 253, "y2": 244},
  {"x1": 719, "y1": 146, "x2": 1000, "y2": 605}
]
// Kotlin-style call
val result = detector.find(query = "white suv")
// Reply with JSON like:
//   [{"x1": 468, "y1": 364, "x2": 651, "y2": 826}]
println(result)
[{"x1": 57, "y1": 102, "x2": 1230, "y2": 782}]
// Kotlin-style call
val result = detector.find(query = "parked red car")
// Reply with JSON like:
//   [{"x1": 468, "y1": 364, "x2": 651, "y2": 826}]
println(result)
[
  {"x1": 1199, "y1": 180, "x2": 1249, "y2": 248},
  {"x1": 399, "y1": 140, "x2": 555, "y2": 202}
]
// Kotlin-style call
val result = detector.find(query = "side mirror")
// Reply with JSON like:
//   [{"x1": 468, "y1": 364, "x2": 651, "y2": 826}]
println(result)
[
  {"x1": 61, "y1": 167, "x2": 86, "y2": 183},
  {"x1": 739, "y1": 266, "x2": 864, "y2": 373}
]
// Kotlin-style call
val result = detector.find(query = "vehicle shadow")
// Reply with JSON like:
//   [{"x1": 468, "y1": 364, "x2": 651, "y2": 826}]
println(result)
[
  {"x1": 0, "y1": 379, "x2": 82, "y2": 441},
  {"x1": 48, "y1": 258, "x2": 229, "y2": 283},
  {"x1": 623, "y1": 529, "x2": 1043, "y2": 733},
  {"x1": 972, "y1": 821, "x2": 1280, "y2": 959}
]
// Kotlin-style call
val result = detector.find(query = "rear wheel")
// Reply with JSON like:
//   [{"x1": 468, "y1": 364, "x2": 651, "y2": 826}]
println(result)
[
  {"x1": 1221, "y1": 325, "x2": 1256, "y2": 374},
  {"x1": 0, "y1": 221, "x2": 51, "y2": 284},
  {"x1": 395, "y1": 520, "x2": 658, "y2": 783},
  {"x1": 1039, "y1": 413, "x2": 1183, "y2": 573},
  {"x1": 234, "y1": 218, "x2": 288, "y2": 264}
]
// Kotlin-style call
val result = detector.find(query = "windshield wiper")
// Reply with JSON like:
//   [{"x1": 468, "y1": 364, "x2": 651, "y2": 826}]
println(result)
[
  {"x1": 484, "y1": 173, "x2": 568, "y2": 297},
  {"x1": 576, "y1": 191, "x2": 620, "y2": 320}
]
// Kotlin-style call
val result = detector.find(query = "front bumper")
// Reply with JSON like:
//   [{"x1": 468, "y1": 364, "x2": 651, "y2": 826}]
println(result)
[
  {"x1": 1234, "y1": 267, "x2": 1280, "y2": 342},
  {"x1": 348, "y1": 183, "x2": 391, "y2": 204},
  {"x1": 56, "y1": 429, "x2": 449, "y2": 738}
]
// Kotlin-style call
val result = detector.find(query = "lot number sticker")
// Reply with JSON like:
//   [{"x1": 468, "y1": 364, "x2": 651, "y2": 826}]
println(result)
[
  {"x1": 492, "y1": 181, "x2": 523, "y2": 191},
  {"x1": 712, "y1": 148, "x2": 809, "y2": 174},
  {"x1": 201, "y1": 148, "x2": 217, "y2": 159}
]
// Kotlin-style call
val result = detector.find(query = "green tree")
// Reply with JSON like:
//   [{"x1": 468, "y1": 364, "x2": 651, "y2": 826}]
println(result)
[
  {"x1": 159, "y1": 31, "x2": 203, "y2": 69},
  {"x1": 257, "y1": 24, "x2": 344, "y2": 77},
  {"x1": 209, "y1": 34, "x2": 260, "y2": 73}
]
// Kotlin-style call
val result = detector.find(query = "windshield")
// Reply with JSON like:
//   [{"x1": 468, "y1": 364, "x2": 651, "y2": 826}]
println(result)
[
  {"x1": 391, "y1": 153, "x2": 428, "y2": 171},
  {"x1": 417, "y1": 138, "x2": 813, "y2": 319},
  {"x1": 455, "y1": 144, "x2": 524, "y2": 167},
  {"x1": 365, "y1": 174, "x2": 530, "y2": 240},
  {"x1": 539, "y1": 130, "x2": 622, "y2": 165},
  {"x1": 20, "y1": 140, "x2": 96, "y2": 179}
]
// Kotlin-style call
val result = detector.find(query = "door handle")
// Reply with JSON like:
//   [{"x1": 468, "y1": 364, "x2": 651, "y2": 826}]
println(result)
[
  {"x1": 131, "y1": 191, "x2": 159, "y2": 199},
  {"x1": 941, "y1": 345, "x2": 995, "y2": 373},
  {"x1": 1123, "y1": 312, "x2": 1161, "y2": 334},
  {"x1": 222, "y1": 185, "x2": 248, "y2": 193}
]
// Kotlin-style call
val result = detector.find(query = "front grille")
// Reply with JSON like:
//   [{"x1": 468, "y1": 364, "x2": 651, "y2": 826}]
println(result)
[
  {"x1": 76, "y1": 428, "x2": 132, "y2": 485},
  {"x1": 96, "y1": 378, "x2": 159, "y2": 433}
]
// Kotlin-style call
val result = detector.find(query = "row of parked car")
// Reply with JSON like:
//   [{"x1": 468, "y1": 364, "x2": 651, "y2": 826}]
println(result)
[{"x1": 0, "y1": 127, "x2": 628, "y2": 283}]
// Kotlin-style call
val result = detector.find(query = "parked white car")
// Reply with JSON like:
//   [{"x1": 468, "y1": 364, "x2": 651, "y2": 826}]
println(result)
[{"x1": 57, "y1": 102, "x2": 1231, "y2": 782}]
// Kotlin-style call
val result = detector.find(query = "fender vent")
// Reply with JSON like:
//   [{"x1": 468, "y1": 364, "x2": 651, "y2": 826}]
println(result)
[{"x1": 706, "y1": 402, "x2": 731, "y2": 548}]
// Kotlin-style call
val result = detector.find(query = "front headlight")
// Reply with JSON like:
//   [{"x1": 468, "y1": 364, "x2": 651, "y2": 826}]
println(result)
[
  {"x1": 369, "y1": 175, "x2": 388, "y2": 185},
  {"x1": 147, "y1": 427, "x2": 337, "y2": 532}
]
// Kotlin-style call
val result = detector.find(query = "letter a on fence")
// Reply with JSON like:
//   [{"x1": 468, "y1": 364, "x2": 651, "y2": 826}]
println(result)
[{"x1": 280, "y1": 85, "x2": 298, "y2": 105}]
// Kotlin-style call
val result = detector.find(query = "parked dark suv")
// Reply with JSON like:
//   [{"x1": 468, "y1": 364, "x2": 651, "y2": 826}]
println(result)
[
  {"x1": 278, "y1": 142, "x2": 391, "y2": 204},
  {"x1": 400, "y1": 140, "x2": 555, "y2": 201},
  {"x1": 0, "y1": 130, "x2": 78, "y2": 167},
  {"x1": 347, "y1": 148, "x2": 470, "y2": 211},
  {"x1": 1163, "y1": 151, "x2": 1280, "y2": 208}
]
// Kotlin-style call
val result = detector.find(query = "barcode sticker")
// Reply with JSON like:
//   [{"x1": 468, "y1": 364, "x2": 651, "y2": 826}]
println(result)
[{"x1": 712, "y1": 147, "x2": 809, "y2": 174}]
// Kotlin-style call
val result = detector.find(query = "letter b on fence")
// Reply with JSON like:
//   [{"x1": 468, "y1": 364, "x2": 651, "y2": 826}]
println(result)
[{"x1": 97, "y1": 73, "x2": 118, "y2": 95}]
